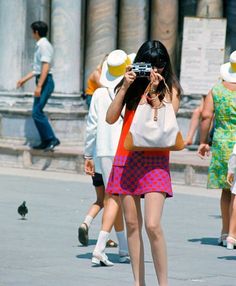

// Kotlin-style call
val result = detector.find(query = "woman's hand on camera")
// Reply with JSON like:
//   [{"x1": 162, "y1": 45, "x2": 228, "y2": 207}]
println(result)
[
  {"x1": 122, "y1": 65, "x2": 136, "y2": 90},
  {"x1": 150, "y1": 67, "x2": 163, "y2": 90}
]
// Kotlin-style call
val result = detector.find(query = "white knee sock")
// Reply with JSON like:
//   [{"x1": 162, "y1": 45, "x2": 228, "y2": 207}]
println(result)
[
  {"x1": 94, "y1": 230, "x2": 110, "y2": 254},
  {"x1": 84, "y1": 215, "x2": 93, "y2": 228},
  {"x1": 116, "y1": 231, "x2": 128, "y2": 255}
]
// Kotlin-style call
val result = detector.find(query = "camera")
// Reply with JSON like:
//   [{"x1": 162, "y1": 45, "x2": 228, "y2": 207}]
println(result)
[{"x1": 132, "y1": 62, "x2": 152, "y2": 77}]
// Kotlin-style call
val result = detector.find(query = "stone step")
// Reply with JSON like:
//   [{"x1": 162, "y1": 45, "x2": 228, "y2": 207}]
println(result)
[
  {"x1": 0, "y1": 141, "x2": 211, "y2": 187},
  {"x1": 170, "y1": 149, "x2": 211, "y2": 187},
  {"x1": 0, "y1": 92, "x2": 88, "y2": 146},
  {"x1": 0, "y1": 141, "x2": 84, "y2": 174}
]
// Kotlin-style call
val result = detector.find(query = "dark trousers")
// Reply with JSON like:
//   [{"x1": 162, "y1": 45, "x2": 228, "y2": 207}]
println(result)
[{"x1": 33, "y1": 74, "x2": 56, "y2": 142}]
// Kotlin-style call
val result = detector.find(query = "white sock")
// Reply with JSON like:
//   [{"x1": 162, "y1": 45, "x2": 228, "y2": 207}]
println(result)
[
  {"x1": 84, "y1": 215, "x2": 93, "y2": 228},
  {"x1": 94, "y1": 230, "x2": 110, "y2": 254},
  {"x1": 116, "y1": 231, "x2": 128, "y2": 255}
]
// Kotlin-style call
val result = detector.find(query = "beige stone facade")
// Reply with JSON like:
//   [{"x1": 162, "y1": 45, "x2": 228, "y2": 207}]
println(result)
[{"x1": 0, "y1": 0, "x2": 235, "y2": 144}]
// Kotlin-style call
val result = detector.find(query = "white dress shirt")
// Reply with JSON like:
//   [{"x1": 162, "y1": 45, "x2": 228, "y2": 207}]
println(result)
[{"x1": 33, "y1": 37, "x2": 53, "y2": 75}]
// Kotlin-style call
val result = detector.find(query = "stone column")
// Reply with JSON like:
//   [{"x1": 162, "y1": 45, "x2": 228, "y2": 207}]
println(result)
[
  {"x1": 226, "y1": 0, "x2": 236, "y2": 53},
  {"x1": 177, "y1": 0, "x2": 198, "y2": 74},
  {"x1": 179, "y1": 0, "x2": 198, "y2": 29},
  {"x1": 51, "y1": 0, "x2": 81, "y2": 94},
  {"x1": 24, "y1": 0, "x2": 51, "y2": 92},
  {"x1": 151, "y1": 0, "x2": 179, "y2": 66},
  {"x1": 0, "y1": 0, "x2": 26, "y2": 91},
  {"x1": 196, "y1": 0, "x2": 223, "y2": 17},
  {"x1": 85, "y1": 0, "x2": 117, "y2": 86},
  {"x1": 118, "y1": 0, "x2": 148, "y2": 54}
]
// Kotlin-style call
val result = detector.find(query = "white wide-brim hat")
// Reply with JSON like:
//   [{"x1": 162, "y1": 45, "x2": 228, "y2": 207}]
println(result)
[
  {"x1": 100, "y1": 50, "x2": 136, "y2": 88},
  {"x1": 220, "y1": 51, "x2": 236, "y2": 83}
]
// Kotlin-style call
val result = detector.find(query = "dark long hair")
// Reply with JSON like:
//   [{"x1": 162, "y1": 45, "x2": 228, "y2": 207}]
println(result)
[{"x1": 116, "y1": 40, "x2": 181, "y2": 110}]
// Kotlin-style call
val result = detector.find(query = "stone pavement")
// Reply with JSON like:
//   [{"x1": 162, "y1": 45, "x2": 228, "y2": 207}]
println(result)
[{"x1": 0, "y1": 167, "x2": 235, "y2": 286}]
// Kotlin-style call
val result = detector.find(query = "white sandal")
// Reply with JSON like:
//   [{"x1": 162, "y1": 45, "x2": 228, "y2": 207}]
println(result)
[
  {"x1": 226, "y1": 236, "x2": 236, "y2": 250},
  {"x1": 218, "y1": 233, "x2": 228, "y2": 247}
]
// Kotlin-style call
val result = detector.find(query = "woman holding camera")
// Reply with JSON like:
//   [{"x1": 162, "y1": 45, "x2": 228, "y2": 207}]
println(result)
[{"x1": 106, "y1": 40, "x2": 181, "y2": 286}]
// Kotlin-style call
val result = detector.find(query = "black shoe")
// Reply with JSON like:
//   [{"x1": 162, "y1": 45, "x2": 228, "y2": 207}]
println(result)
[
  {"x1": 78, "y1": 223, "x2": 89, "y2": 246},
  {"x1": 32, "y1": 141, "x2": 49, "y2": 150},
  {"x1": 44, "y1": 138, "x2": 60, "y2": 152}
]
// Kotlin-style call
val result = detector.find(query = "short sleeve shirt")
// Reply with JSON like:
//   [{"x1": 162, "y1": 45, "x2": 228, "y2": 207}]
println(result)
[{"x1": 33, "y1": 37, "x2": 53, "y2": 75}]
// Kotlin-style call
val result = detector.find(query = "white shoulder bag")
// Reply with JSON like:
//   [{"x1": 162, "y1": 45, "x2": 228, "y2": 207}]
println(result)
[{"x1": 124, "y1": 83, "x2": 184, "y2": 151}]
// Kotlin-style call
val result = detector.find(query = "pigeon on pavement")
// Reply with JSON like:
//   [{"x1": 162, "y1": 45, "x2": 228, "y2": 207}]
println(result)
[{"x1": 18, "y1": 201, "x2": 28, "y2": 219}]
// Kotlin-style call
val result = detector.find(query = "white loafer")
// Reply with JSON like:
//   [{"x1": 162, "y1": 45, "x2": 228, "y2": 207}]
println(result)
[
  {"x1": 92, "y1": 251, "x2": 114, "y2": 267},
  {"x1": 226, "y1": 236, "x2": 236, "y2": 250},
  {"x1": 218, "y1": 233, "x2": 228, "y2": 247}
]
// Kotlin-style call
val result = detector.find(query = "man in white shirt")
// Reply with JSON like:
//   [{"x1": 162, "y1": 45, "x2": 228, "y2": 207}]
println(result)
[{"x1": 17, "y1": 21, "x2": 60, "y2": 151}]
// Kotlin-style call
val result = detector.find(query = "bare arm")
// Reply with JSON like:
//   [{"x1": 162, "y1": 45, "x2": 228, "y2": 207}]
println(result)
[
  {"x1": 37, "y1": 62, "x2": 50, "y2": 88},
  {"x1": 106, "y1": 66, "x2": 136, "y2": 124},
  {"x1": 200, "y1": 90, "x2": 214, "y2": 144},
  {"x1": 197, "y1": 90, "x2": 214, "y2": 158},
  {"x1": 171, "y1": 88, "x2": 180, "y2": 114},
  {"x1": 106, "y1": 85, "x2": 127, "y2": 124},
  {"x1": 16, "y1": 72, "x2": 34, "y2": 88},
  {"x1": 34, "y1": 62, "x2": 50, "y2": 97}
]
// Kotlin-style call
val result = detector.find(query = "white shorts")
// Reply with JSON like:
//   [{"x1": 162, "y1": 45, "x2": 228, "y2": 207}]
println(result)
[{"x1": 97, "y1": 156, "x2": 114, "y2": 188}]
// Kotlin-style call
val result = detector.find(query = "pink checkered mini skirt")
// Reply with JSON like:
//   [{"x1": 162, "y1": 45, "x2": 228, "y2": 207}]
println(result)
[{"x1": 106, "y1": 151, "x2": 173, "y2": 198}]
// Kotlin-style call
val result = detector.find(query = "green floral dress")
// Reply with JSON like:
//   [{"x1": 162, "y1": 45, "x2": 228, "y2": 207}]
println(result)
[{"x1": 207, "y1": 82, "x2": 236, "y2": 189}]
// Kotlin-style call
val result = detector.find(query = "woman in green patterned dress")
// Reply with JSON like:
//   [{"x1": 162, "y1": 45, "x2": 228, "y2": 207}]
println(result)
[{"x1": 198, "y1": 51, "x2": 236, "y2": 247}]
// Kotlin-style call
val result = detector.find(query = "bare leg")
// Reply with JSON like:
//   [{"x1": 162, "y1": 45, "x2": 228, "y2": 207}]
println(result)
[
  {"x1": 102, "y1": 194, "x2": 121, "y2": 232},
  {"x1": 99, "y1": 157, "x2": 124, "y2": 232},
  {"x1": 102, "y1": 195, "x2": 127, "y2": 256},
  {"x1": 92, "y1": 158, "x2": 127, "y2": 264},
  {"x1": 221, "y1": 189, "x2": 231, "y2": 234},
  {"x1": 113, "y1": 197, "x2": 124, "y2": 232},
  {"x1": 184, "y1": 99, "x2": 203, "y2": 146},
  {"x1": 121, "y1": 195, "x2": 145, "y2": 286},
  {"x1": 86, "y1": 185, "x2": 105, "y2": 218},
  {"x1": 228, "y1": 194, "x2": 236, "y2": 237},
  {"x1": 92, "y1": 194, "x2": 126, "y2": 266},
  {"x1": 79, "y1": 185, "x2": 105, "y2": 246},
  {"x1": 144, "y1": 192, "x2": 168, "y2": 286}
]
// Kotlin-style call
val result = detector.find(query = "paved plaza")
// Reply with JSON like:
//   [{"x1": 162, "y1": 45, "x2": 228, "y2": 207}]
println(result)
[{"x1": 0, "y1": 167, "x2": 235, "y2": 286}]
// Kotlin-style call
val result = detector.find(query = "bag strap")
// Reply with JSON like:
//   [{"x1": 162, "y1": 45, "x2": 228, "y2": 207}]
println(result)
[{"x1": 144, "y1": 78, "x2": 171, "y2": 104}]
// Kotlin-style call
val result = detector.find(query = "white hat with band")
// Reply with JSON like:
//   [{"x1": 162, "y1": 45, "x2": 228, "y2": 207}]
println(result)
[
  {"x1": 100, "y1": 50, "x2": 136, "y2": 88},
  {"x1": 220, "y1": 51, "x2": 236, "y2": 83}
]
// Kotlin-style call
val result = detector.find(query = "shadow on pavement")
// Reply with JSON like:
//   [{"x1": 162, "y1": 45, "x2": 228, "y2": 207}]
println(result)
[
  {"x1": 218, "y1": 256, "x2": 236, "y2": 260},
  {"x1": 208, "y1": 214, "x2": 221, "y2": 219},
  {"x1": 77, "y1": 239, "x2": 97, "y2": 247},
  {"x1": 76, "y1": 253, "x2": 121, "y2": 263},
  {"x1": 76, "y1": 253, "x2": 92, "y2": 260},
  {"x1": 188, "y1": 237, "x2": 219, "y2": 246}
]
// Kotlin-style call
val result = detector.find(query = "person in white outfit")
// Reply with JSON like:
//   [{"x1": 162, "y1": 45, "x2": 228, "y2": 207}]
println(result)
[
  {"x1": 226, "y1": 144, "x2": 236, "y2": 249},
  {"x1": 83, "y1": 50, "x2": 136, "y2": 266}
]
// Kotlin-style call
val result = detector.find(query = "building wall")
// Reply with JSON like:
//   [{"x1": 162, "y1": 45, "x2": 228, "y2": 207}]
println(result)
[
  {"x1": 0, "y1": 0, "x2": 235, "y2": 95},
  {"x1": 0, "y1": 0, "x2": 235, "y2": 146}
]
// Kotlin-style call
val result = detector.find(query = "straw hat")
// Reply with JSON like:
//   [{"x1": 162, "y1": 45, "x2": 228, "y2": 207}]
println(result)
[
  {"x1": 220, "y1": 51, "x2": 236, "y2": 83},
  {"x1": 100, "y1": 50, "x2": 136, "y2": 88}
]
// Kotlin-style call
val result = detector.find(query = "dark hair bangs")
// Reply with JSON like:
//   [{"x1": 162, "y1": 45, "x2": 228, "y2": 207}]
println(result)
[{"x1": 135, "y1": 48, "x2": 167, "y2": 68}]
